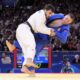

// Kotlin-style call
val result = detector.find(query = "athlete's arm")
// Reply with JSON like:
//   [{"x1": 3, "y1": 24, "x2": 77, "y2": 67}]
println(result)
[{"x1": 35, "y1": 13, "x2": 55, "y2": 36}]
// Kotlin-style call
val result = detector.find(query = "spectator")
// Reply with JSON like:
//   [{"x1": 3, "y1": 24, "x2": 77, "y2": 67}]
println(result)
[
  {"x1": 53, "y1": 38, "x2": 62, "y2": 51},
  {"x1": 67, "y1": 40, "x2": 77, "y2": 51},
  {"x1": 1, "y1": 52, "x2": 11, "y2": 64},
  {"x1": 76, "y1": 40, "x2": 80, "y2": 51},
  {"x1": 72, "y1": 54, "x2": 80, "y2": 64},
  {"x1": 0, "y1": 34, "x2": 4, "y2": 51},
  {"x1": 61, "y1": 61, "x2": 74, "y2": 73}
]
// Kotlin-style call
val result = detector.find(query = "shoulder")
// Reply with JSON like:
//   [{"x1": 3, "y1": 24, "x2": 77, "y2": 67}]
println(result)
[
  {"x1": 52, "y1": 13, "x2": 64, "y2": 18},
  {"x1": 34, "y1": 10, "x2": 46, "y2": 21},
  {"x1": 58, "y1": 13, "x2": 64, "y2": 16},
  {"x1": 47, "y1": 13, "x2": 64, "y2": 24},
  {"x1": 32, "y1": 10, "x2": 44, "y2": 18}
]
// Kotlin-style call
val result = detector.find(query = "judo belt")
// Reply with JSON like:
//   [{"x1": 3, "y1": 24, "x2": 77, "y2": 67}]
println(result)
[{"x1": 25, "y1": 21, "x2": 34, "y2": 33}]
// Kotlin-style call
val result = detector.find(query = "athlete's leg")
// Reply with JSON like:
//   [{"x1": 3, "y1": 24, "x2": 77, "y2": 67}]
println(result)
[{"x1": 16, "y1": 23, "x2": 39, "y2": 74}]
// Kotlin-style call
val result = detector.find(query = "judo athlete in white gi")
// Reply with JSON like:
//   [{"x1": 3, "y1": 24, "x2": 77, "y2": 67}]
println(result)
[{"x1": 7, "y1": 4, "x2": 55, "y2": 74}]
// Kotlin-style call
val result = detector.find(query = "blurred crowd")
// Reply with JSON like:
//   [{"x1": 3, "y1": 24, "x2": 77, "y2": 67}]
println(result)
[{"x1": 0, "y1": 0, "x2": 80, "y2": 51}]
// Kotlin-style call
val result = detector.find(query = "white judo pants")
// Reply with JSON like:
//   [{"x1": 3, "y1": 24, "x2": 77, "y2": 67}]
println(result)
[{"x1": 16, "y1": 23, "x2": 36, "y2": 66}]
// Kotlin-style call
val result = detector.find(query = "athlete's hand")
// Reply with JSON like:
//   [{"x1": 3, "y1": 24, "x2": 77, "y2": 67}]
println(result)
[{"x1": 50, "y1": 29, "x2": 56, "y2": 37}]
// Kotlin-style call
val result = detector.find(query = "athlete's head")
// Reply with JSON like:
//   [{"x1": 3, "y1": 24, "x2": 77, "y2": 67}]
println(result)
[
  {"x1": 62, "y1": 13, "x2": 75, "y2": 24},
  {"x1": 44, "y1": 4, "x2": 55, "y2": 19},
  {"x1": 75, "y1": 54, "x2": 80, "y2": 60}
]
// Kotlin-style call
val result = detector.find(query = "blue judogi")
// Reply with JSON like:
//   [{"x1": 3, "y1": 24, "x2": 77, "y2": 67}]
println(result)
[
  {"x1": 47, "y1": 13, "x2": 70, "y2": 43},
  {"x1": 47, "y1": 13, "x2": 64, "y2": 25},
  {"x1": 53, "y1": 25, "x2": 70, "y2": 43}
]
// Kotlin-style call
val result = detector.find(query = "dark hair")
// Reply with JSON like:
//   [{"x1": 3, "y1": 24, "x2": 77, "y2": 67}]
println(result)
[
  {"x1": 68, "y1": 13, "x2": 75, "y2": 22},
  {"x1": 44, "y1": 4, "x2": 55, "y2": 12}
]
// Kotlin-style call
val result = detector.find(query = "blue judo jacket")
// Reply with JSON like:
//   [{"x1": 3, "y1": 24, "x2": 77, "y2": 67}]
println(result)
[{"x1": 47, "y1": 13, "x2": 70, "y2": 43}]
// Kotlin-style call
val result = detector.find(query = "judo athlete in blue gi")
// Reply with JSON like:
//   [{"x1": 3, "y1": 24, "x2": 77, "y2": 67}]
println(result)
[
  {"x1": 6, "y1": 13, "x2": 74, "y2": 74},
  {"x1": 46, "y1": 13, "x2": 74, "y2": 43}
]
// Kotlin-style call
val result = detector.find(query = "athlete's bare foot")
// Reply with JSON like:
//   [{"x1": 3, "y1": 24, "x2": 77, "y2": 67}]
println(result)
[
  {"x1": 6, "y1": 40, "x2": 16, "y2": 52},
  {"x1": 24, "y1": 62, "x2": 40, "y2": 69},
  {"x1": 21, "y1": 66, "x2": 35, "y2": 74}
]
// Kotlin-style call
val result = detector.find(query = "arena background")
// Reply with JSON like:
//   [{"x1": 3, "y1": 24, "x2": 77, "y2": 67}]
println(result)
[{"x1": 0, "y1": 0, "x2": 80, "y2": 74}]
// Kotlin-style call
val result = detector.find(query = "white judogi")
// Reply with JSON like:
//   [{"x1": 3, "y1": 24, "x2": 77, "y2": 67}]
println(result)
[{"x1": 16, "y1": 10, "x2": 51, "y2": 66}]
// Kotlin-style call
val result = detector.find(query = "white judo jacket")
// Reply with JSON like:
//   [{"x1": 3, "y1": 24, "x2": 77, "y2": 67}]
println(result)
[{"x1": 27, "y1": 10, "x2": 51, "y2": 35}]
